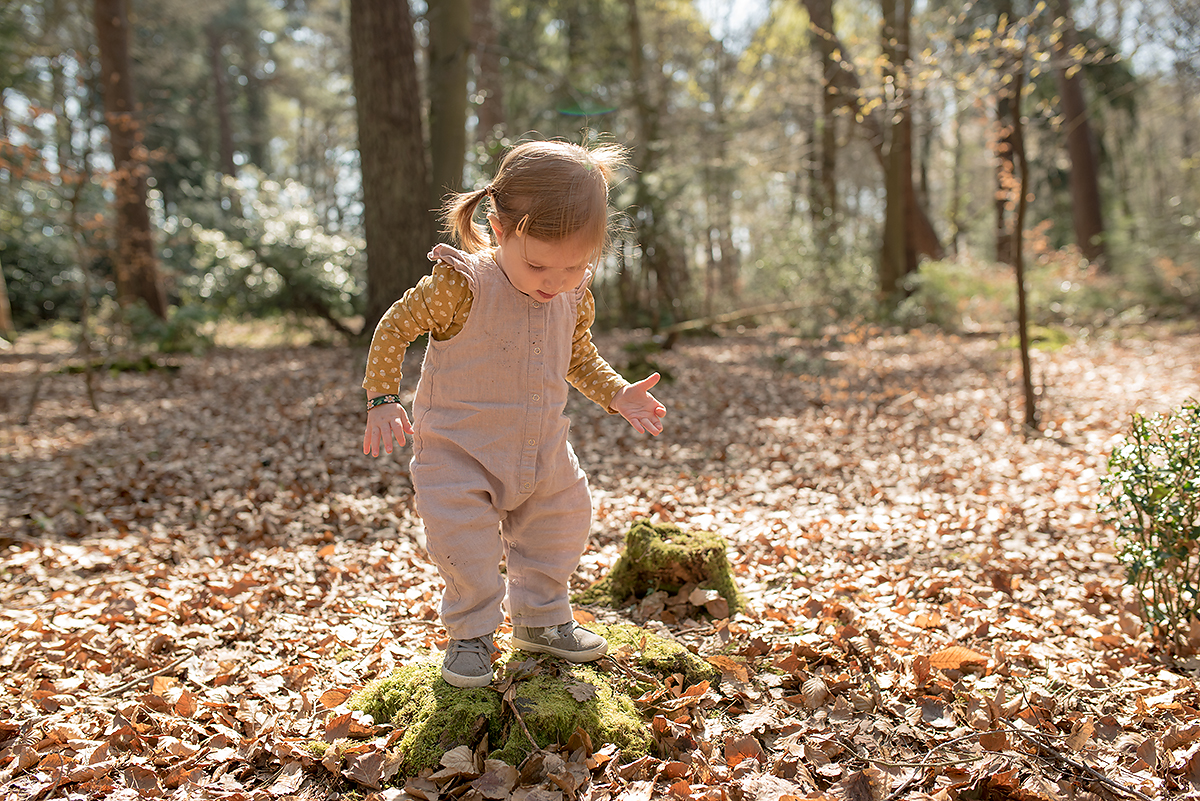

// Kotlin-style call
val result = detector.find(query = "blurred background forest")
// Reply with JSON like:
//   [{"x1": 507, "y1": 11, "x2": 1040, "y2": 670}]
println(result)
[{"x1": 1, "y1": 0, "x2": 1198, "y2": 351}]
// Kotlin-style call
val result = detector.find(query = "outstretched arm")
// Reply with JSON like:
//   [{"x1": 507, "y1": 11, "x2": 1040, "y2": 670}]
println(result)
[{"x1": 610, "y1": 372, "x2": 667, "y2": 436}]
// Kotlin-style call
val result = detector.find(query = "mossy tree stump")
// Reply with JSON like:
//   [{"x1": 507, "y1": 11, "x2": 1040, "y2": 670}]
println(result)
[
  {"x1": 576, "y1": 520, "x2": 741, "y2": 615},
  {"x1": 343, "y1": 623, "x2": 716, "y2": 778}
]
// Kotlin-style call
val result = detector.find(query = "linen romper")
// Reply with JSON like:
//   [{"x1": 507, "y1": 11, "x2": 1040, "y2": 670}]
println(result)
[{"x1": 411, "y1": 245, "x2": 593, "y2": 641}]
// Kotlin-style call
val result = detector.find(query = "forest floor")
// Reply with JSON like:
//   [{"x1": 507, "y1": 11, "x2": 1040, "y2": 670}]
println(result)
[{"x1": 2, "y1": 321, "x2": 1200, "y2": 801}]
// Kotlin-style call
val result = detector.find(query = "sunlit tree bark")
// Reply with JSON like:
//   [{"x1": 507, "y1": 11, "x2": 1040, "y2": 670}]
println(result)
[
  {"x1": 93, "y1": 0, "x2": 168, "y2": 319},
  {"x1": 800, "y1": 0, "x2": 942, "y2": 263},
  {"x1": 1052, "y1": 0, "x2": 1106, "y2": 264},
  {"x1": 879, "y1": 0, "x2": 918, "y2": 304},
  {"x1": 349, "y1": 0, "x2": 433, "y2": 334},
  {"x1": 472, "y1": 0, "x2": 505, "y2": 147},
  {"x1": 804, "y1": 0, "x2": 839, "y2": 241},
  {"x1": 428, "y1": 0, "x2": 471, "y2": 203},
  {"x1": 0, "y1": 260, "x2": 13, "y2": 340},
  {"x1": 625, "y1": 0, "x2": 688, "y2": 328}
]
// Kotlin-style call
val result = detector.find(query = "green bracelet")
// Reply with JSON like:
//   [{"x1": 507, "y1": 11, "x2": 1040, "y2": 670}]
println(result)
[{"x1": 367, "y1": 394, "x2": 403, "y2": 411}]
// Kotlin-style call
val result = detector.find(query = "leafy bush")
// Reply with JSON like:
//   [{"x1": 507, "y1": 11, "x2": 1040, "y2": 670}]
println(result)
[
  {"x1": 1102, "y1": 400, "x2": 1200, "y2": 654},
  {"x1": 174, "y1": 172, "x2": 364, "y2": 326}
]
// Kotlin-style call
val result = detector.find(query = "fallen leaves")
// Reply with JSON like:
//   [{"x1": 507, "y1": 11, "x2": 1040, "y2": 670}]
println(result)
[{"x1": 2, "y1": 327, "x2": 1200, "y2": 799}]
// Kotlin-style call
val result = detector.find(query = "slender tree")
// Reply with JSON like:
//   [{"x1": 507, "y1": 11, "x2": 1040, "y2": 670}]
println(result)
[
  {"x1": 879, "y1": 0, "x2": 919, "y2": 304},
  {"x1": 799, "y1": 0, "x2": 943, "y2": 262},
  {"x1": 804, "y1": 0, "x2": 840, "y2": 242},
  {"x1": 1052, "y1": 0, "x2": 1106, "y2": 264},
  {"x1": 428, "y1": 0, "x2": 471, "y2": 204},
  {"x1": 992, "y1": 0, "x2": 1018, "y2": 265},
  {"x1": 0, "y1": 258, "x2": 13, "y2": 341},
  {"x1": 625, "y1": 0, "x2": 688, "y2": 328},
  {"x1": 472, "y1": 0, "x2": 505, "y2": 147},
  {"x1": 1010, "y1": 50, "x2": 1036, "y2": 429},
  {"x1": 349, "y1": 0, "x2": 434, "y2": 334},
  {"x1": 93, "y1": 0, "x2": 169, "y2": 319}
]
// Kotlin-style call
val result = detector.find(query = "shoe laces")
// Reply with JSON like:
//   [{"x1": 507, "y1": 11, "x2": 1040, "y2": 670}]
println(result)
[{"x1": 450, "y1": 636, "x2": 498, "y2": 658}]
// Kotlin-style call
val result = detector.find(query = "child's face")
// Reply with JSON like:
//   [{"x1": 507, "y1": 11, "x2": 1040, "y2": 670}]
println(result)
[{"x1": 490, "y1": 216, "x2": 593, "y2": 302}]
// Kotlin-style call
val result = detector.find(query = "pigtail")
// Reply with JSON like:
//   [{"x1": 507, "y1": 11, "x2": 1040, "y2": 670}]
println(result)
[{"x1": 441, "y1": 187, "x2": 492, "y2": 253}]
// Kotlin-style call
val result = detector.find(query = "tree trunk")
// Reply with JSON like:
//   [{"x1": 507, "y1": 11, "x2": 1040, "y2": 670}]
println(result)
[
  {"x1": 208, "y1": 24, "x2": 237, "y2": 178},
  {"x1": 0, "y1": 258, "x2": 14, "y2": 340},
  {"x1": 93, "y1": 0, "x2": 168, "y2": 319},
  {"x1": 1052, "y1": 0, "x2": 1106, "y2": 265},
  {"x1": 625, "y1": 0, "x2": 686, "y2": 328},
  {"x1": 949, "y1": 86, "x2": 965, "y2": 257},
  {"x1": 708, "y1": 40, "x2": 739, "y2": 302},
  {"x1": 472, "y1": 0, "x2": 505, "y2": 147},
  {"x1": 801, "y1": 0, "x2": 941, "y2": 262},
  {"x1": 427, "y1": 0, "x2": 471, "y2": 204},
  {"x1": 350, "y1": 0, "x2": 434, "y2": 335},
  {"x1": 993, "y1": 0, "x2": 1016, "y2": 265},
  {"x1": 236, "y1": 0, "x2": 271, "y2": 171},
  {"x1": 878, "y1": 0, "x2": 918, "y2": 305},
  {"x1": 1011, "y1": 60, "x2": 1037, "y2": 430},
  {"x1": 805, "y1": 0, "x2": 839, "y2": 240}
]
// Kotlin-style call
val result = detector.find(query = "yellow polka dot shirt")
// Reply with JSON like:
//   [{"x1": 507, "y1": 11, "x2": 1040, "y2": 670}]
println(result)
[{"x1": 362, "y1": 261, "x2": 629, "y2": 412}]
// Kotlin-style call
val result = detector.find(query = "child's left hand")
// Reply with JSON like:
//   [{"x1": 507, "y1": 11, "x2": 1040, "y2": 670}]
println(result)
[{"x1": 611, "y1": 373, "x2": 667, "y2": 436}]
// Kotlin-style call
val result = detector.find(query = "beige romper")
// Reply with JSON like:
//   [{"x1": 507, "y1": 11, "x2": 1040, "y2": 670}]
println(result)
[{"x1": 410, "y1": 246, "x2": 596, "y2": 641}]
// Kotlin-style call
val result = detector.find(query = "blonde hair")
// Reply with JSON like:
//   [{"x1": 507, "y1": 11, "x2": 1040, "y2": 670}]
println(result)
[{"x1": 443, "y1": 139, "x2": 628, "y2": 262}]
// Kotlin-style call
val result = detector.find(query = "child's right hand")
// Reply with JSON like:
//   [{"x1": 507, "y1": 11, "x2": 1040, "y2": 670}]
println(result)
[{"x1": 363, "y1": 402, "x2": 415, "y2": 457}]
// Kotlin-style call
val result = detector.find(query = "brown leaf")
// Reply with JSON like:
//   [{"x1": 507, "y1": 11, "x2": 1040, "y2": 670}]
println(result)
[
  {"x1": 1065, "y1": 717, "x2": 1095, "y2": 752},
  {"x1": 173, "y1": 689, "x2": 197, "y2": 718},
  {"x1": 917, "y1": 696, "x2": 957, "y2": 729},
  {"x1": 615, "y1": 780, "x2": 655, "y2": 801},
  {"x1": 911, "y1": 654, "x2": 930, "y2": 686},
  {"x1": 707, "y1": 654, "x2": 750, "y2": 683},
  {"x1": 320, "y1": 687, "x2": 353, "y2": 709},
  {"x1": 567, "y1": 680, "x2": 597, "y2": 702},
  {"x1": 472, "y1": 760, "x2": 519, "y2": 798},
  {"x1": 724, "y1": 734, "x2": 764, "y2": 768},
  {"x1": 566, "y1": 726, "x2": 593, "y2": 757},
  {"x1": 324, "y1": 710, "x2": 383, "y2": 741},
  {"x1": 430, "y1": 744, "x2": 480, "y2": 781},
  {"x1": 979, "y1": 730, "x2": 1009, "y2": 751},
  {"x1": 123, "y1": 764, "x2": 161, "y2": 794},
  {"x1": 929, "y1": 645, "x2": 989, "y2": 671},
  {"x1": 668, "y1": 777, "x2": 692, "y2": 797},
  {"x1": 802, "y1": 675, "x2": 830, "y2": 708},
  {"x1": 267, "y1": 760, "x2": 305, "y2": 796},
  {"x1": 837, "y1": 768, "x2": 885, "y2": 801},
  {"x1": 344, "y1": 748, "x2": 386, "y2": 790}
]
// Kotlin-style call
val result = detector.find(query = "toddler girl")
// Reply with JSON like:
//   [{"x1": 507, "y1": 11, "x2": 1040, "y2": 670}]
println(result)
[{"x1": 361, "y1": 139, "x2": 666, "y2": 687}]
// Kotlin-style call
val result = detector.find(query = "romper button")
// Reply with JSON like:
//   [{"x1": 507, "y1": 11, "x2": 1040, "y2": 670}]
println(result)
[
  {"x1": 532, "y1": 393, "x2": 540, "y2": 402},
  {"x1": 533, "y1": 347, "x2": 541, "y2": 354},
  {"x1": 522, "y1": 482, "x2": 531, "y2": 490},
  {"x1": 532, "y1": 301, "x2": 541, "y2": 308},
  {"x1": 528, "y1": 439, "x2": 535, "y2": 446}
]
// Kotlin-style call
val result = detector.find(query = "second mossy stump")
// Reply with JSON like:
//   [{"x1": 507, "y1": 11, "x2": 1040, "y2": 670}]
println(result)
[{"x1": 576, "y1": 520, "x2": 741, "y2": 614}]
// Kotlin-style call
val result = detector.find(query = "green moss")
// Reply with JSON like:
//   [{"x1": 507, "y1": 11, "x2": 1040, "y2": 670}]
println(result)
[
  {"x1": 490, "y1": 661, "x2": 652, "y2": 765},
  {"x1": 347, "y1": 654, "x2": 652, "y2": 776},
  {"x1": 576, "y1": 520, "x2": 741, "y2": 613},
  {"x1": 592, "y1": 623, "x2": 718, "y2": 687},
  {"x1": 349, "y1": 660, "x2": 500, "y2": 773}
]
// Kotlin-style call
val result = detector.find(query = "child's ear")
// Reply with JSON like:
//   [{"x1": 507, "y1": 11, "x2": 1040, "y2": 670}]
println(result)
[{"x1": 487, "y1": 214, "x2": 505, "y2": 242}]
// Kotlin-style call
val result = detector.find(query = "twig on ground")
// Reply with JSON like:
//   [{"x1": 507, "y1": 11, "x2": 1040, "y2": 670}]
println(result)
[
  {"x1": 1008, "y1": 726, "x2": 1154, "y2": 801},
  {"x1": 99, "y1": 649, "x2": 200, "y2": 698},
  {"x1": 599, "y1": 654, "x2": 660, "y2": 686}
]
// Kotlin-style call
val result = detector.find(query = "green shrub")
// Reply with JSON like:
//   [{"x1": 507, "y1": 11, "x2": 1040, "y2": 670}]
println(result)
[{"x1": 1102, "y1": 400, "x2": 1200, "y2": 654}]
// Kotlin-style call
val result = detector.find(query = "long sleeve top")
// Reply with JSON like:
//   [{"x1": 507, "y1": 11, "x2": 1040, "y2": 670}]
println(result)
[{"x1": 362, "y1": 260, "x2": 628, "y2": 411}]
